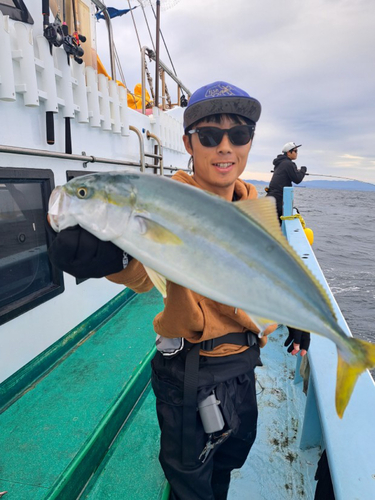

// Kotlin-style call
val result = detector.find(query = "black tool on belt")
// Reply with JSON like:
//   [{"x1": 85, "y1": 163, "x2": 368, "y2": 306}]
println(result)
[{"x1": 182, "y1": 331, "x2": 258, "y2": 466}]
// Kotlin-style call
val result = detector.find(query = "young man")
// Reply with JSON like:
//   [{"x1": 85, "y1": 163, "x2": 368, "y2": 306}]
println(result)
[
  {"x1": 267, "y1": 142, "x2": 307, "y2": 219},
  {"x1": 47, "y1": 81, "x2": 307, "y2": 499},
  {"x1": 265, "y1": 142, "x2": 310, "y2": 359},
  {"x1": 106, "y1": 81, "x2": 275, "y2": 500}
]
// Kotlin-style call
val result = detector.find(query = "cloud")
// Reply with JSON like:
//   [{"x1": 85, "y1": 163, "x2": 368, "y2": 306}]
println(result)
[
  {"x1": 97, "y1": 0, "x2": 375, "y2": 182},
  {"x1": 340, "y1": 154, "x2": 366, "y2": 160}
]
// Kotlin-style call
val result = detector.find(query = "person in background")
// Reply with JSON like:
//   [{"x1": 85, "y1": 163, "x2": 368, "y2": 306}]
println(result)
[
  {"x1": 267, "y1": 142, "x2": 307, "y2": 219},
  {"x1": 46, "y1": 82, "x2": 309, "y2": 500},
  {"x1": 266, "y1": 141, "x2": 310, "y2": 359}
]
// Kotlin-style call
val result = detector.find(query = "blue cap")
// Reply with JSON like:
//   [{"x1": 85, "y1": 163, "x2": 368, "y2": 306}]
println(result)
[{"x1": 183, "y1": 81, "x2": 261, "y2": 131}]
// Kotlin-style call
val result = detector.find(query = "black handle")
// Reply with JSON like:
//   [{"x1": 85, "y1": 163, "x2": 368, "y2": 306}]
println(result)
[
  {"x1": 65, "y1": 117, "x2": 72, "y2": 154},
  {"x1": 42, "y1": 0, "x2": 50, "y2": 18},
  {"x1": 46, "y1": 111, "x2": 55, "y2": 145}
]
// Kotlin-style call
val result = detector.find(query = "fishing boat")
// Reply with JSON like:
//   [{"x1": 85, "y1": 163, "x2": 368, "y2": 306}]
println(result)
[{"x1": 1, "y1": 2, "x2": 375, "y2": 499}]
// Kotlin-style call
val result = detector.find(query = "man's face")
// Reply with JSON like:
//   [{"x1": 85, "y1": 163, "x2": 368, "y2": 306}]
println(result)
[
  {"x1": 287, "y1": 149, "x2": 298, "y2": 160},
  {"x1": 182, "y1": 116, "x2": 252, "y2": 197}
]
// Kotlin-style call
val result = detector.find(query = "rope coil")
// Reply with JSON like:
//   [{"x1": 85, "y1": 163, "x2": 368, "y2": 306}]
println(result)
[
  {"x1": 281, "y1": 214, "x2": 314, "y2": 245},
  {"x1": 280, "y1": 213, "x2": 306, "y2": 229}
]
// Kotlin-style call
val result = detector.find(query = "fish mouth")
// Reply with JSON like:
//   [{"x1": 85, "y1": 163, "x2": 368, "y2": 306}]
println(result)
[{"x1": 48, "y1": 186, "x2": 71, "y2": 232}]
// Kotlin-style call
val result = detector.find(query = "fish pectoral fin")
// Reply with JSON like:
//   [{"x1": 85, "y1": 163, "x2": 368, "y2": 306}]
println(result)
[
  {"x1": 134, "y1": 215, "x2": 182, "y2": 245},
  {"x1": 144, "y1": 265, "x2": 167, "y2": 298},
  {"x1": 244, "y1": 312, "x2": 277, "y2": 337},
  {"x1": 336, "y1": 337, "x2": 375, "y2": 418}
]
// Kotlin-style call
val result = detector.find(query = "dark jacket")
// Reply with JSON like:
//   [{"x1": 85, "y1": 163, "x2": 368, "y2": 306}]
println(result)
[{"x1": 267, "y1": 154, "x2": 306, "y2": 217}]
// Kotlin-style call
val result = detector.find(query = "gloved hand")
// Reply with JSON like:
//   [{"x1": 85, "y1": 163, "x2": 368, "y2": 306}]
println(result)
[
  {"x1": 284, "y1": 328, "x2": 310, "y2": 356},
  {"x1": 45, "y1": 219, "x2": 131, "y2": 279},
  {"x1": 301, "y1": 166, "x2": 307, "y2": 173}
]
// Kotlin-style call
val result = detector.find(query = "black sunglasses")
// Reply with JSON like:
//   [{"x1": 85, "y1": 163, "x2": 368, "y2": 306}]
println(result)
[
  {"x1": 291, "y1": 149, "x2": 298, "y2": 153},
  {"x1": 188, "y1": 124, "x2": 255, "y2": 147}
]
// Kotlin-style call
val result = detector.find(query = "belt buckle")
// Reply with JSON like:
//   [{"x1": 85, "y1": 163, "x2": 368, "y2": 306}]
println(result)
[{"x1": 246, "y1": 331, "x2": 256, "y2": 347}]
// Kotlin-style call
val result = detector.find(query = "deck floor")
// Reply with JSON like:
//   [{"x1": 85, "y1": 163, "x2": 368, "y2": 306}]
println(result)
[{"x1": 229, "y1": 327, "x2": 320, "y2": 500}]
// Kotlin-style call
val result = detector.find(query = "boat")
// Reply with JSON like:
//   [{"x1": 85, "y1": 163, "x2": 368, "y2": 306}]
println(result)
[{"x1": 1, "y1": 2, "x2": 375, "y2": 499}]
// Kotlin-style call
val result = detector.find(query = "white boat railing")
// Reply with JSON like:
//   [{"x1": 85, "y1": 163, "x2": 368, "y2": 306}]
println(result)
[
  {"x1": 141, "y1": 46, "x2": 191, "y2": 114},
  {"x1": 282, "y1": 187, "x2": 375, "y2": 500}
]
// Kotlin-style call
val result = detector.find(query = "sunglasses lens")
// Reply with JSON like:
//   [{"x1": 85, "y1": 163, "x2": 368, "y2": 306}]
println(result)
[
  {"x1": 229, "y1": 126, "x2": 253, "y2": 146},
  {"x1": 198, "y1": 128, "x2": 224, "y2": 147},
  {"x1": 195, "y1": 125, "x2": 254, "y2": 147}
]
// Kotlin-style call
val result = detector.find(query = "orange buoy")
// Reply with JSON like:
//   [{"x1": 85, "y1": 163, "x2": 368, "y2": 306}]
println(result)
[{"x1": 304, "y1": 227, "x2": 314, "y2": 245}]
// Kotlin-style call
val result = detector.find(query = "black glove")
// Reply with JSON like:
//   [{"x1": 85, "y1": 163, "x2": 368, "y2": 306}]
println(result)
[
  {"x1": 300, "y1": 166, "x2": 307, "y2": 173},
  {"x1": 284, "y1": 328, "x2": 310, "y2": 353},
  {"x1": 46, "y1": 220, "x2": 131, "y2": 279}
]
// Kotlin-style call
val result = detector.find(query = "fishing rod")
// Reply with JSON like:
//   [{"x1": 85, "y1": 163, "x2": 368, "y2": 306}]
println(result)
[
  {"x1": 304, "y1": 173, "x2": 375, "y2": 187},
  {"x1": 270, "y1": 170, "x2": 375, "y2": 187},
  {"x1": 60, "y1": 0, "x2": 87, "y2": 154},
  {"x1": 42, "y1": 0, "x2": 57, "y2": 145},
  {"x1": 71, "y1": 0, "x2": 87, "y2": 60},
  {"x1": 62, "y1": 1, "x2": 86, "y2": 66}
]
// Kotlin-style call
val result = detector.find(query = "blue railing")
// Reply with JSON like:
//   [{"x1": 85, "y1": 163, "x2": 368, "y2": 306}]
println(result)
[{"x1": 282, "y1": 187, "x2": 375, "y2": 499}]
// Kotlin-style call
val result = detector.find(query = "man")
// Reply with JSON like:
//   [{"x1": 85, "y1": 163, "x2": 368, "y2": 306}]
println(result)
[
  {"x1": 266, "y1": 142, "x2": 310, "y2": 360},
  {"x1": 267, "y1": 142, "x2": 307, "y2": 219},
  {"x1": 47, "y1": 81, "x2": 308, "y2": 500}
]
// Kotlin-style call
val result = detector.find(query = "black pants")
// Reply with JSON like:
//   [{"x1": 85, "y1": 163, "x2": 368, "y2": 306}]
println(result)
[
  {"x1": 151, "y1": 346, "x2": 261, "y2": 500},
  {"x1": 266, "y1": 191, "x2": 283, "y2": 220}
]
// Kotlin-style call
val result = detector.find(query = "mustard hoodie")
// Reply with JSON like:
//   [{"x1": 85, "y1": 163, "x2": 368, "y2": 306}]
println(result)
[{"x1": 107, "y1": 170, "x2": 261, "y2": 357}]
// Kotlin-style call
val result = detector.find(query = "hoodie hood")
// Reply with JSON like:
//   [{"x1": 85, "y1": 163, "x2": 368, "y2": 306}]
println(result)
[
  {"x1": 273, "y1": 154, "x2": 288, "y2": 169},
  {"x1": 172, "y1": 170, "x2": 257, "y2": 201}
]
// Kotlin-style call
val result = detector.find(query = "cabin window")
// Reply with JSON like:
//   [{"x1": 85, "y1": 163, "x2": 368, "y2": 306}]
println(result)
[
  {"x1": 0, "y1": 0, "x2": 33, "y2": 23},
  {"x1": 0, "y1": 167, "x2": 63, "y2": 325}
]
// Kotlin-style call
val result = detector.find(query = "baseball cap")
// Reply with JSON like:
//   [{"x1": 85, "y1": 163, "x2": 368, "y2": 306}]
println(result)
[
  {"x1": 282, "y1": 142, "x2": 302, "y2": 153},
  {"x1": 183, "y1": 81, "x2": 261, "y2": 131}
]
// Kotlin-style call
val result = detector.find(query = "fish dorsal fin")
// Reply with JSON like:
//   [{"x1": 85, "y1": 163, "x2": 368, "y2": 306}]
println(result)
[
  {"x1": 235, "y1": 197, "x2": 283, "y2": 242},
  {"x1": 144, "y1": 265, "x2": 167, "y2": 298},
  {"x1": 235, "y1": 197, "x2": 337, "y2": 321},
  {"x1": 134, "y1": 214, "x2": 182, "y2": 245}
]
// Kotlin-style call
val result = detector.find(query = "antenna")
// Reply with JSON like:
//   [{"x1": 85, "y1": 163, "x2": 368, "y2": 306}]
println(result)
[{"x1": 138, "y1": 0, "x2": 181, "y2": 108}]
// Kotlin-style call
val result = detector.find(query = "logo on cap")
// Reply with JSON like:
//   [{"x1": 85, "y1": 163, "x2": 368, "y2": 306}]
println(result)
[{"x1": 205, "y1": 84, "x2": 236, "y2": 98}]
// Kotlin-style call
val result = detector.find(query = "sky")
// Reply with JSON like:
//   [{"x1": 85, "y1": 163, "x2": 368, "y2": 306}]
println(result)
[{"x1": 95, "y1": 0, "x2": 375, "y2": 183}]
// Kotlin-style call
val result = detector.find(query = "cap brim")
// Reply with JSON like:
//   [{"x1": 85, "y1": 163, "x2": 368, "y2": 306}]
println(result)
[{"x1": 183, "y1": 96, "x2": 261, "y2": 130}]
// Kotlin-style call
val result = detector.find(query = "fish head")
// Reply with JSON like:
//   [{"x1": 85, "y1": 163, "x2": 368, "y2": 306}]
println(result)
[{"x1": 48, "y1": 172, "x2": 136, "y2": 240}]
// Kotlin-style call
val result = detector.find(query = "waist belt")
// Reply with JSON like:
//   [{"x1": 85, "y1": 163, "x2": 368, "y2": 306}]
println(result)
[
  {"x1": 182, "y1": 331, "x2": 258, "y2": 467},
  {"x1": 199, "y1": 330, "x2": 258, "y2": 352}
]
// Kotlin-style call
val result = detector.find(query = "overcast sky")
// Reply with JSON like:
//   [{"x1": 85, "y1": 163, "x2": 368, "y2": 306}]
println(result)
[{"x1": 96, "y1": 0, "x2": 375, "y2": 183}]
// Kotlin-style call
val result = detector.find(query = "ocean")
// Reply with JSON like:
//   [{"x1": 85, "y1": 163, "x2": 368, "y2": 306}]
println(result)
[
  {"x1": 256, "y1": 185, "x2": 375, "y2": 346},
  {"x1": 294, "y1": 187, "x2": 375, "y2": 346}
]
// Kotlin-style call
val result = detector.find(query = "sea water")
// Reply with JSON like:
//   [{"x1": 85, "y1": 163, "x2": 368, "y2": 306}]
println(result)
[
  {"x1": 294, "y1": 188, "x2": 375, "y2": 345},
  {"x1": 256, "y1": 186, "x2": 375, "y2": 345}
]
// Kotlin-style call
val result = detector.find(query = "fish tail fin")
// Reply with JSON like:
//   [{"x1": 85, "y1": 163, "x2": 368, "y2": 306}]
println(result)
[{"x1": 336, "y1": 338, "x2": 375, "y2": 418}]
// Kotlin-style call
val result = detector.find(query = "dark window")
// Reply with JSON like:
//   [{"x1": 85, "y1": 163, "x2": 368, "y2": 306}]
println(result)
[
  {"x1": 66, "y1": 170, "x2": 96, "y2": 182},
  {"x1": 0, "y1": 167, "x2": 63, "y2": 325},
  {"x1": 0, "y1": 0, "x2": 33, "y2": 23}
]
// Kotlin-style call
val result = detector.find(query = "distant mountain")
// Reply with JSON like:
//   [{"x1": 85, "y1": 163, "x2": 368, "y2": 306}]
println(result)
[
  {"x1": 299, "y1": 180, "x2": 375, "y2": 191},
  {"x1": 245, "y1": 179, "x2": 375, "y2": 192}
]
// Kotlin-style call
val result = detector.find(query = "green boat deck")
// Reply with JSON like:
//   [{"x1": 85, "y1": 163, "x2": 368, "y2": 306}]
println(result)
[
  {"x1": 1, "y1": 285, "x2": 322, "y2": 499},
  {"x1": 0, "y1": 288, "x2": 168, "y2": 500}
]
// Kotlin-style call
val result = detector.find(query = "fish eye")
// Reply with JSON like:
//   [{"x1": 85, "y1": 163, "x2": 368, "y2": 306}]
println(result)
[{"x1": 77, "y1": 187, "x2": 88, "y2": 199}]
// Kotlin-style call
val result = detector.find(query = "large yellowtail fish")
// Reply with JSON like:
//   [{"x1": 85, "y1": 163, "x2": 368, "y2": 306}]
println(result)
[{"x1": 48, "y1": 171, "x2": 375, "y2": 418}]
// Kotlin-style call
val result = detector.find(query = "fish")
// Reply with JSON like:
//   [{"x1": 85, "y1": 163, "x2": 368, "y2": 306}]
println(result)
[{"x1": 48, "y1": 170, "x2": 375, "y2": 418}]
